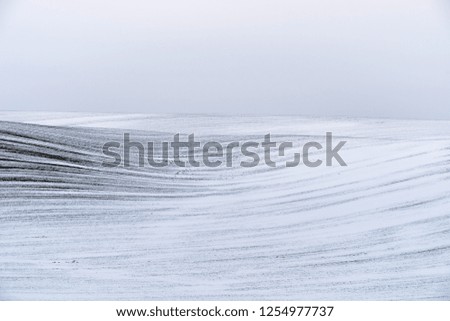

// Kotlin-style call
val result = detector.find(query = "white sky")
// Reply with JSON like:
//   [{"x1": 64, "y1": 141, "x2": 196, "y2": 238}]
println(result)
[{"x1": 0, "y1": 0, "x2": 449, "y2": 119}]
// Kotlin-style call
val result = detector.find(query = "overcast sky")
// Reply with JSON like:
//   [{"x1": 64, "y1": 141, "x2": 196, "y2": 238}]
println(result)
[{"x1": 0, "y1": 0, "x2": 449, "y2": 119}]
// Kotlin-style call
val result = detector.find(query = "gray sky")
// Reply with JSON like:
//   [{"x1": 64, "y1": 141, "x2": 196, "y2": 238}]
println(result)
[{"x1": 0, "y1": 0, "x2": 449, "y2": 119}]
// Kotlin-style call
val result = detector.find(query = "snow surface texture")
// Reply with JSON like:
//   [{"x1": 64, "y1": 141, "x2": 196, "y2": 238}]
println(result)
[{"x1": 0, "y1": 112, "x2": 449, "y2": 300}]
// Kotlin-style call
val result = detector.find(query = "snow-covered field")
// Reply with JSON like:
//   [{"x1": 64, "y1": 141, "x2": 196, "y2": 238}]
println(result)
[{"x1": 0, "y1": 112, "x2": 449, "y2": 300}]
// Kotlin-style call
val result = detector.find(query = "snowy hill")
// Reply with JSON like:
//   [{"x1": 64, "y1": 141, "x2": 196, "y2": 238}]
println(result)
[{"x1": 0, "y1": 113, "x2": 449, "y2": 300}]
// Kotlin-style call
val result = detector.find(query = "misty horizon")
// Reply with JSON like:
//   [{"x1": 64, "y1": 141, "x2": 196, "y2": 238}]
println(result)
[{"x1": 0, "y1": 0, "x2": 449, "y2": 120}]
